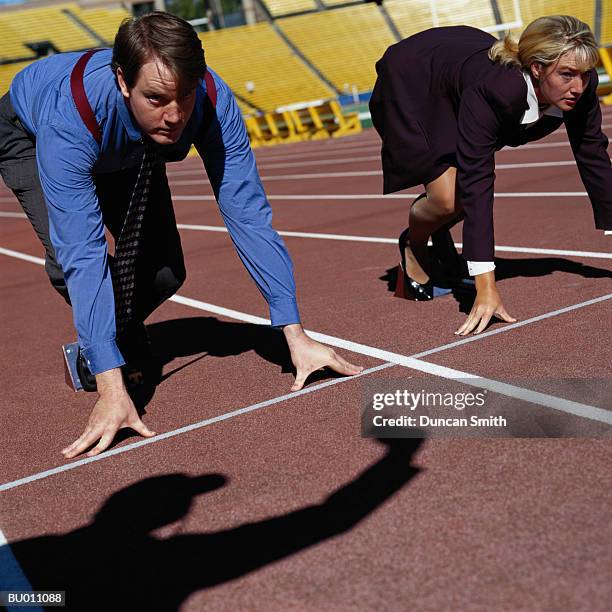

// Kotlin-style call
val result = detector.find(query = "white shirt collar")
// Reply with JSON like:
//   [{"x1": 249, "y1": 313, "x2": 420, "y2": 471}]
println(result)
[{"x1": 520, "y1": 71, "x2": 564, "y2": 125}]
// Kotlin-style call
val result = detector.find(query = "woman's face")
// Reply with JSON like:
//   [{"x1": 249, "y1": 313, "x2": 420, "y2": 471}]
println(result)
[{"x1": 531, "y1": 51, "x2": 590, "y2": 111}]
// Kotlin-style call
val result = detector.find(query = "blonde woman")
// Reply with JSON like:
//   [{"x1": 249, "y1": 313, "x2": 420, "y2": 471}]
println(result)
[{"x1": 370, "y1": 16, "x2": 612, "y2": 334}]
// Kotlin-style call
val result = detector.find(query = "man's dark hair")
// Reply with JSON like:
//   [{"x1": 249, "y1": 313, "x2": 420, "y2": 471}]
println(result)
[{"x1": 112, "y1": 11, "x2": 206, "y2": 95}]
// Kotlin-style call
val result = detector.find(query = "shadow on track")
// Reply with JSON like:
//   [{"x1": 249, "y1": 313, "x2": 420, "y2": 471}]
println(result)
[
  {"x1": 4, "y1": 438, "x2": 423, "y2": 610},
  {"x1": 381, "y1": 255, "x2": 612, "y2": 315},
  {"x1": 90, "y1": 317, "x2": 348, "y2": 452}
]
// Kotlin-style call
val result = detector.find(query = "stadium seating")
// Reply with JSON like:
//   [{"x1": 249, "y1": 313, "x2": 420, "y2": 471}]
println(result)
[
  {"x1": 0, "y1": 0, "x2": 608, "y2": 131},
  {"x1": 279, "y1": 4, "x2": 396, "y2": 93},
  {"x1": 600, "y1": 0, "x2": 611, "y2": 46},
  {"x1": 599, "y1": 47, "x2": 612, "y2": 104},
  {"x1": 261, "y1": 0, "x2": 317, "y2": 18},
  {"x1": 245, "y1": 100, "x2": 361, "y2": 147},
  {"x1": 0, "y1": 4, "x2": 98, "y2": 53},
  {"x1": 496, "y1": 0, "x2": 596, "y2": 36},
  {"x1": 320, "y1": 0, "x2": 354, "y2": 6},
  {"x1": 69, "y1": 6, "x2": 131, "y2": 45},
  {"x1": 0, "y1": 20, "x2": 35, "y2": 62},
  {"x1": 0, "y1": 61, "x2": 30, "y2": 96},
  {"x1": 200, "y1": 22, "x2": 333, "y2": 112},
  {"x1": 385, "y1": 0, "x2": 497, "y2": 38}
]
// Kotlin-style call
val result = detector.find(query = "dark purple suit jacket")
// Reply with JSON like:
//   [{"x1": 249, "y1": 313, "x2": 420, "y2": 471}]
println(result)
[{"x1": 370, "y1": 26, "x2": 612, "y2": 261}]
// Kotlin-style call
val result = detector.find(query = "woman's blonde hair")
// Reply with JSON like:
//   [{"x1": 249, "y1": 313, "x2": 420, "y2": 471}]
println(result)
[{"x1": 489, "y1": 15, "x2": 599, "y2": 72}]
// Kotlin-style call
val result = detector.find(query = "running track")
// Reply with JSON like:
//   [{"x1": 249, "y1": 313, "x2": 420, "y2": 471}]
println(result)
[{"x1": 0, "y1": 106, "x2": 611, "y2": 611}]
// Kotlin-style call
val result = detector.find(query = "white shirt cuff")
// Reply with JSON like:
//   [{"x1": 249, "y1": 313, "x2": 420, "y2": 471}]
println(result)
[{"x1": 467, "y1": 261, "x2": 496, "y2": 276}]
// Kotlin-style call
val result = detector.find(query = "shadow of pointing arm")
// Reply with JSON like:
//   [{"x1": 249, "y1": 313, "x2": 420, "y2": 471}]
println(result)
[{"x1": 191, "y1": 439, "x2": 423, "y2": 585}]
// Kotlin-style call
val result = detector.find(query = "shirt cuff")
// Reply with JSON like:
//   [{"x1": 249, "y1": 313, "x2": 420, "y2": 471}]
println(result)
[
  {"x1": 467, "y1": 261, "x2": 496, "y2": 276},
  {"x1": 269, "y1": 298, "x2": 300, "y2": 328},
  {"x1": 81, "y1": 340, "x2": 126, "y2": 376}
]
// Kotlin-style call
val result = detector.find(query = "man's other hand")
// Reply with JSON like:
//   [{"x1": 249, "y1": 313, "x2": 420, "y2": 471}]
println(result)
[
  {"x1": 61, "y1": 368, "x2": 156, "y2": 459},
  {"x1": 283, "y1": 324, "x2": 363, "y2": 391}
]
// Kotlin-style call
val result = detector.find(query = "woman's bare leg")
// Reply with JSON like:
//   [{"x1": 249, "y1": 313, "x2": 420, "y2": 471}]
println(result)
[{"x1": 403, "y1": 167, "x2": 461, "y2": 282}]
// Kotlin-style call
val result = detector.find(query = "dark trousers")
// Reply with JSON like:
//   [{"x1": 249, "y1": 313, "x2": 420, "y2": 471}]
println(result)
[{"x1": 0, "y1": 92, "x2": 186, "y2": 327}]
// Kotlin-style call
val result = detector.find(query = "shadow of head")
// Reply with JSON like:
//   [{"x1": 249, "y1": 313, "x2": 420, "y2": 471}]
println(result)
[{"x1": 94, "y1": 473, "x2": 227, "y2": 533}]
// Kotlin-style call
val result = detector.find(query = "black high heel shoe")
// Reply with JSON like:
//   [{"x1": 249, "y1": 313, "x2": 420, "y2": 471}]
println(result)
[{"x1": 395, "y1": 226, "x2": 434, "y2": 301}]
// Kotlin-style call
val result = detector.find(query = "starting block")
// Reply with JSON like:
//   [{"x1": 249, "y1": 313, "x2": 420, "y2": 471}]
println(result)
[{"x1": 62, "y1": 342, "x2": 83, "y2": 392}]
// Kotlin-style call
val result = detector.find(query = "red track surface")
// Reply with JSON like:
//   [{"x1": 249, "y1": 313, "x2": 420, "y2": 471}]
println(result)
[{"x1": 1, "y1": 105, "x2": 611, "y2": 611}]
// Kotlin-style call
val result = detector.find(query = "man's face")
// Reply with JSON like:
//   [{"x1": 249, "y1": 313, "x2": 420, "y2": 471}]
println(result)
[
  {"x1": 117, "y1": 57, "x2": 197, "y2": 145},
  {"x1": 532, "y1": 51, "x2": 590, "y2": 112}
]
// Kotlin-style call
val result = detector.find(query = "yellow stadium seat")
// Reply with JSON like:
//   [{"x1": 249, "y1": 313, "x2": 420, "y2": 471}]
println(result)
[
  {"x1": 320, "y1": 0, "x2": 352, "y2": 6},
  {"x1": 279, "y1": 4, "x2": 396, "y2": 93},
  {"x1": 310, "y1": 100, "x2": 361, "y2": 138},
  {"x1": 599, "y1": 47, "x2": 612, "y2": 104},
  {"x1": 496, "y1": 0, "x2": 596, "y2": 38},
  {"x1": 269, "y1": 110, "x2": 306, "y2": 143},
  {"x1": 0, "y1": 3, "x2": 98, "y2": 53},
  {"x1": 200, "y1": 22, "x2": 333, "y2": 112},
  {"x1": 0, "y1": 20, "x2": 35, "y2": 61},
  {"x1": 385, "y1": 0, "x2": 497, "y2": 38},
  {"x1": 602, "y1": 1, "x2": 612, "y2": 46},
  {"x1": 261, "y1": 0, "x2": 317, "y2": 18},
  {"x1": 69, "y1": 7, "x2": 131, "y2": 45},
  {"x1": 0, "y1": 61, "x2": 30, "y2": 96},
  {"x1": 288, "y1": 106, "x2": 329, "y2": 140}
]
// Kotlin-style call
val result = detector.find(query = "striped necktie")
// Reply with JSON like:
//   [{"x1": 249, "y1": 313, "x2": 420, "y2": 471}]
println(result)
[{"x1": 112, "y1": 144, "x2": 155, "y2": 333}]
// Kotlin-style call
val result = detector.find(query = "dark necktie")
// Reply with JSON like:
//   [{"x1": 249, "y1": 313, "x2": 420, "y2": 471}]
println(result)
[{"x1": 112, "y1": 144, "x2": 155, "y2": 333}]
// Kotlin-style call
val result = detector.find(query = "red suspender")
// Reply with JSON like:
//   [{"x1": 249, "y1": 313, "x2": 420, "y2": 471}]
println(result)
[
  {"x1": 70, "y1": 49, "x2": 104, "y2": 145},
  {"x1": 204, "y1": 71, "x2": 217, "y2": 108},
  {"x1": 70, "y1": 49, "x2": 218, "y2": 145}
]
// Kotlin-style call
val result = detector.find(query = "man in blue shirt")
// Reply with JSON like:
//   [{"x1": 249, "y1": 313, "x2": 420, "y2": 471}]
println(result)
[{"x1": 0, "y1": 12, "x2": 361, "y2": 459}]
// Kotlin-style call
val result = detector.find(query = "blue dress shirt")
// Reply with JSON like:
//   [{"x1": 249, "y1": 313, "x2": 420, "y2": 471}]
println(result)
[{"x1": 10, "y1": 49, "x2": 300, "y2": 374}]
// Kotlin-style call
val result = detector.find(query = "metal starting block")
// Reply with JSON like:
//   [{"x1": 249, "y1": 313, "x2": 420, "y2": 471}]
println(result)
[{"x1": 62, "y1": 342, "x2": 83, "y2": 392}]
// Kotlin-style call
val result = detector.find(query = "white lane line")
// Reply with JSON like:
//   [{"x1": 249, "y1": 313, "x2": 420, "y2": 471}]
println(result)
[
  {"x1": 172, "y1": 194, "x2": 412, "y2": 200},
  {"x1": 171, "y1": 171, "x2": 382, "y2": 185},
  {"x1": 174, "y1": 224, "x2": 612, "y2": 260},
  {"x1": 0, "y1": 363, "x2": 394, "y2": 493},
  {"x1": 166, "y1": 158, "x2": 608, "y2": 182},
  {"x1": 3, "y1": 216, "x2": 607, "y2": 260},
  {"x1": 0, "y1": 528, "x2": 42, "y2": 612},
  {"x1": 169, "y1": 160, "x2": 584, "y2": 181},
  {"x1": 0, "y1": 246, "x2": 44, "y2": 265},
  {"x1": 254, "y1": 143, "x2": 373, "y2": 155},
  {"x1": 257, "y1": 155, "x2": 380, "y2": 170},
  {"x1": 169, "y1": 192, "x2": 590, "y2": 202},
  {"x1": 0, "y1": 211, "x2": 26, "y2": 219},
  {"x1": 0, "y1": 191, "x2": 593, "y2": 206},
  {"x1": 248, "y1": 120, "x2": 609, "y2": 160},
  {"x1": 1, "y1": 247, "x2": 610, "y2": 492},
  {"x1": 411, "y1": 294, "x2": 612, "y2": 359},
  {"x1": 496, "y1": 160, "x2": 576, "y2": 170},
  {"x1": 171, "y1": 296, "x2": 612, "y2": 426},
  {"x1": 504, "y1": 141, "x2": 569, "y2": 150},
  {"x1": 210, "y1": 135, "x2": 608, "y2": 170}
]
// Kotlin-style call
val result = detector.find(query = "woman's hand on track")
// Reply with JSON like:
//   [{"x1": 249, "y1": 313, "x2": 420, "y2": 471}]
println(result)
[{"x1": 455, "y1": 271, "x2": 517, "y2": 335}]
